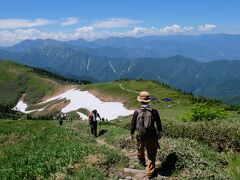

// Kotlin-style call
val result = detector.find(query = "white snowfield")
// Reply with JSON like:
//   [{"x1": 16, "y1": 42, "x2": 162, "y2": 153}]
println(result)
[
  {"x1": 76, "y1": 112, "x2": 88, "y2": 120},
  {"x1": 15, "y1": 89, "x2": 134, "y2": 120},
  {"x1": 13, "y1": 101, "x2": 38, "y2": 114}
]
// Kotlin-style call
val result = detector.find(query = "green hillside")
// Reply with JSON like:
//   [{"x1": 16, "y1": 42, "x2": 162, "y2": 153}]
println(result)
[
  {"x1": 200, "y1": 77, "x2": 240, "y2": 105},
  {"x1": 0, "y1": 63, "x2": 239, "y2": 179},
  {"x1": 0, "y1": 60, "x2": 82, "y2": 118},
  {"x1": 0, "y1": 60, "x2": 61, "y2": 106},
  {"x1": 83, "y1": 80, "x2": 230, "y2": 121}
]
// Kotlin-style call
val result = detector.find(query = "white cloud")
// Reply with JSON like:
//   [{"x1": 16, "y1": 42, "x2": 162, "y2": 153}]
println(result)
[
  {"x1": 75, "y1": 26, "x2": 94, "y2": 33},
  {"x1": 198, "y1": 24, "x2": 216, "y2": 32},
  {"x1": 0, "y1": 24, "x2": 214, "y2": 46},
  {"x1": 0, "y1": 27, "x2": 97, "y2": 46},
  {"x1": 159, "y1": 25, "x2": 193, "y2": 33},
  {"x1": 94, "y1": 18, "x2": 140, "y2": 28},
  {"x1": 0, "y1": 18, "x2": 52, "y2": 29},
  {"x1": 130, "y1": 27, "x2": 156, "y2": 34},
  {"x1": 128, "y1": 25, "x2": 194, "y2": 36},
  {"x1": 61, "y1": 17, "x2": 79, "y2": 26},
  {"x1": 183, "y1": 26, "x2": 194, "y2": 31},
  {"x1": 74, "y1": 26, "x2": 96, "y2": 39},
  {"x1": 0, "y1": 29, "x2": 73, "y2": 46}
]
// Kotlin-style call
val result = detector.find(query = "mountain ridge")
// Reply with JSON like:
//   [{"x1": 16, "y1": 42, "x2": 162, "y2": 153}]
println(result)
[
  {"x1": 1, "y1": 35, "x2": 240, "y2": 104},
  {"x1": 3, "y1": 33, "x2": 240, "y2": 61}
]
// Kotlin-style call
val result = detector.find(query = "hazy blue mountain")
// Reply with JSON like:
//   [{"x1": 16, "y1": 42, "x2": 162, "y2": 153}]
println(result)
[
  {"x1": 0, "y1": 46, "x2": 120, "y2": 82},
  {"x1": 6, "y1": 39, "x2": 64, "y2": 52},
  {"x1": 4, "y1": 34, "x2": 240, "y2": 61},
  {"x1": 66, "y1": 34, "x2": 240, "y2": 61}
]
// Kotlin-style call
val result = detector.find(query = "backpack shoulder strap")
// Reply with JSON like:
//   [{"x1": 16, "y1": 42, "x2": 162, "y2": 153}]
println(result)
[
  {"x1": 136, "y1": 109, "x2": 142, "y2": 113},
  {"x1": 146, "y1": 108, "x2": 153, "y2": 112}
]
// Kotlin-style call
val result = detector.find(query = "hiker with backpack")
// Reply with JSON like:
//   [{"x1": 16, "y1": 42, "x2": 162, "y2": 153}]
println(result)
[
  {"x1": 131, "y1": 91, "x2": 162, "y2": 178},
  {"x1": 58, "y1": 113, "x2": 66, "y2": 126},
  {"x1": 88, "y1": 109, "x2": 101, "y2": 137}
]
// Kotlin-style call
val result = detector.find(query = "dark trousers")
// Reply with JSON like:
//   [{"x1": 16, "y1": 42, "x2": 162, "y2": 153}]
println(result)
[
  {"x1": 90, "y1": 121, "x2": 97, "y2": 137},
  {"x1": 137, "y1": 137, "x2": 159, "y2": 177},
  {"x1": 59, "y1": 119, "x2": 63, "y2": 126}
]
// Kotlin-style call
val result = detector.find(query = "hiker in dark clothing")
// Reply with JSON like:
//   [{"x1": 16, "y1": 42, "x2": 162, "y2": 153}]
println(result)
[
  {"x1": 88, "y1": 109, "x2": 101, "y2": 137},
  {"x1": 131, "y1": 91, "x2": 162, "y2": 178},
  {"x1": 58, "y1": 113, "x2": 66, "y2": 126}
]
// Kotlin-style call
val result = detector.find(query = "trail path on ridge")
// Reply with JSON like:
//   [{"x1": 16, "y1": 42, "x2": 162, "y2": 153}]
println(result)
[
  {"x1": 119, "y1": 83, "x2": 139, "y2": 94},
  {"x1": 118, "y1": 83, "x2": 160, "y2": 101},
  {"x1": 96, "y1": 137, "x2": 165, "y2": 180},
  {"x1": 55, "y1": 109, "x2": 168, "y2": 179},
  {"x1": 96, "y1": 138, "x2": 149, "y2": 180}
]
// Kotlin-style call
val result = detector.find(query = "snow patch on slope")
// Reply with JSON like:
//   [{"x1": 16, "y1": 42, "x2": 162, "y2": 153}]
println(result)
[
  {"x1": 109, "y1": 60, "x2": 116, "y2": 74},
  {"x1": 13, "y1": 101, "x2": 39, "y2": 114},
  {"x1": 87, "y1": 58, "x2": 90, "y2": 70},
  {"x1": 128, "y1": 65, "x2": 131, "y2": 72},
  {"x1": 38, "y1": 89, "x2": 133, "y2": 120},
  {"x1": 76, "y1": 112, "x2": 88, "y2": 120}
]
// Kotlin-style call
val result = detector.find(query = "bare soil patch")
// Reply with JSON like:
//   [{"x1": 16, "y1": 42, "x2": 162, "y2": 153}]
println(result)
[
  {"x1": 87, "y1": 89, "x2": 128, "y2": 106},
  {"x1": 41, "y1": 84, "x2": 79, "y2": 101}
]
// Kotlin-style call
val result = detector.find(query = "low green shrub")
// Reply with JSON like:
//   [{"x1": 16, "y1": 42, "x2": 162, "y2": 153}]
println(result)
[
  {"x1": 224, "y1": 104, "x2": 240, "y2": 111},
  {"x1": 183, "y1": 103, "x2": 228, "y2": 122},
  {"x1": 162, "y1": 119, "x2": 240, "y2": 151},
  {"x1": 112, "y1": 117, "x2": 240, "y2": 152},
  {"x1": 99, "y1": 121, "x2": 232, "y2": 179},
  {"x1": 158, "y1": 138, "x2": 230, "y2": 179},
  {"x1": 225, "y1": 152, "x2": 240, "y2": 179}
]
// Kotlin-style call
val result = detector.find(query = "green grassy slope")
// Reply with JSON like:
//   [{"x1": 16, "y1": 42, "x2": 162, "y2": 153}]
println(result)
[
  {"x1": 83, "y1": 80, "x2": 227, "y2": 121},
  {"x1": 0, "y1": 120, "x2": 127, "y2": 179},
  {"x1": 0, "y1": 60, "x2": 61, "y2": 106},
  {"x1": 1, "y1": 120, "x2": 238, "y2": 179}
]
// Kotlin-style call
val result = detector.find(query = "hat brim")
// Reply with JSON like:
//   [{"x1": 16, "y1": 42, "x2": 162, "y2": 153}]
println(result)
[{"x1": 137, "y1": 96, "x2": 151, "y2": 103}]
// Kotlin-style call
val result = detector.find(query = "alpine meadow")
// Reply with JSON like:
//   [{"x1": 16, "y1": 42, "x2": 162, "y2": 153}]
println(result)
[{"x1": 0, "y1": 1, "x2": 240, "y2": 180}]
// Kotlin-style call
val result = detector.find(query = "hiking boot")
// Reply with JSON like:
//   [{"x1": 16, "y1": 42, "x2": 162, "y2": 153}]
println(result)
[{"x1": 147, "y1": 169, "x2": 158, "y2": 179}]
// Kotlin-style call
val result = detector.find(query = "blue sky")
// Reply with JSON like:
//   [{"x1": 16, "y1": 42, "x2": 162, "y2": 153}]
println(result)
[{"x1": 0, "y1": 0, "x2": 239, "y2": 45}]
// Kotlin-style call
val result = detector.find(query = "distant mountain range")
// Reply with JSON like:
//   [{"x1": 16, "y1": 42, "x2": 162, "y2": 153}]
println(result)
[
  {"x1": 0, "y1": 34, "x2": 240, "y2": 104},
  {"x1": 3, "y1": 33, "x2": 240, "y2": 62}
]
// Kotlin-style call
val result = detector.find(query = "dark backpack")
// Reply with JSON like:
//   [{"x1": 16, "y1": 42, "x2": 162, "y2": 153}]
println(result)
[{"x1": 136, "y1": 109, "x2": 153, "y2": 138}]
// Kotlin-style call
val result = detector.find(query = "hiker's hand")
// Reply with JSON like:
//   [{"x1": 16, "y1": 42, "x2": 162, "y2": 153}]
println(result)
[{"x1": 157, "y1": 132, "x2": 162, "y2": 139}]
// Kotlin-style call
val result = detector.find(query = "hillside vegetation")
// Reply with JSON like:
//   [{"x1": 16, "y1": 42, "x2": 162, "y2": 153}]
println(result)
[
  {"x1": 0, "y1": 119, "x2": 239, "y2": 179},
  {"x1": 84, "y1": 80, "x2": 240, "y2": 148},
  {"x1": 0, "y1": 61, "x2": 62, "y2": 106},
  {"x1": 0, "y1": 120, "x2": 128, "y2": 179},
  {"x1": 0, "y1": 61, "x2": 84, "y2": 119},
  {"x1": 0, "y1": 64, "x2": 239, "y2": 179},
  {"x1": 83, "y1": 80, "x2": 235, "y2": 119}
]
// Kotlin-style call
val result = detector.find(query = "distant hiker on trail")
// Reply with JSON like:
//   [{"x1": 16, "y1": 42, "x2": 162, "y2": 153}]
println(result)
[
  {"x1": 88, "y1": 109, "x2": 101, "y2": 137},
  {"x1": 58, "y1": 113, "x2": 66, "y2": 126},
  {"x1": 131, "y1": 91, "x2": 162, "y2": 178}
]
